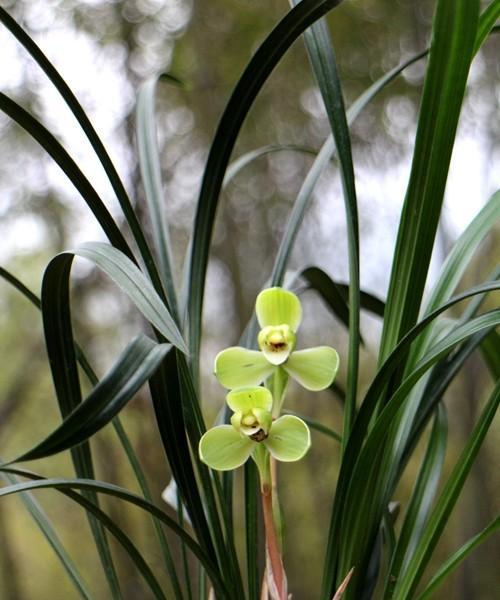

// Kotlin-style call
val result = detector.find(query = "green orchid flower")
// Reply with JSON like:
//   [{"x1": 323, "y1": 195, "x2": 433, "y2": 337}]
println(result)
[
  {"x1": 214, "y1": 287, "x2": 339, "y2": 391},
  {"x1": 198, "y1": 387, "x2": 310, "y2": 471}
]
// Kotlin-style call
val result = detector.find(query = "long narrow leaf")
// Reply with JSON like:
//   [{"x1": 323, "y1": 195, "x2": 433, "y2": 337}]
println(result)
[
  {"x1": 480, "y1": 329, "x2": 500, "y2": 379},
  {"x1": 147, "y1": 356, "x2": 223, "y2": 591},
  {"x1": 379, "y1": 0, "x2": 479, "y2": 362},
  {"x1": 408, "y1": 191, "x2": 500, "y2": 369},
  {"x1": 7, "y1": 336, "x2": 170, "y2": 464},
  {"x1": 336, "y1": 311, "x2": 500, "y2": 588},
  {"x1": 111, "y1": 418, "x2": 184, "y2": 599},
  {"x1": 41, "y1": 246, "x2": 122, "y2": 598},
  {"x1": 474, "y1": 0, "x2": 500, "y2": 54},
  {"x1": 342, "y1": 282, "x2": 500, "y2": 487},
  {"x1": 323, "y1": 282, "x2": 499, "y2": 596},
  {"x1": 187, "y1": 0, "x2": 343, "y2": 373},
  {"x1": 301, "y1": 266, "x2": 385, "y2": 339},
  {"x1": 415, "y1": 516, "x2": 500, "y2": 600},
  {"x1": 0, "y1": 266, "x2": 181, "y2": 595},
  {"x1": 270, "y1": 46, "x2": 428, "y2": 289},
  {"x1": 0, "y1": 472, "x2": 91, "y2": 600},
  {"x1": 0, "y1": 476, "x2": 167, "y2": 599},
  {"x1": 289, "y1": 0, "x2": 360, "y2": 457},
  {"x1": 176, "y1": 354, "x2": 245, "y2": 598},
  {"x1": 136, "y1": 77, "x2": 179, "y2": 320},
  {"x1": 393, "y1": 379, "x2": 500, "y2": 598},
  {"x1": 46, "y1": 243, "x2": 187, "y2": 353},
  {"x1": 383, "y1": 404, "x2": 448, "y2": 597},
  {"x1": 0, "y1": 470, "x2": 228, "y2": 598},
  {"x1": 0, "y1": 266, "x2": 41, "y2": 308},
  {"x1": 0, "y1": 93, "x2": 134, "y2": 262},
  {"x1": 0, "y1": 6, "x2": 166, "y2": 298}
]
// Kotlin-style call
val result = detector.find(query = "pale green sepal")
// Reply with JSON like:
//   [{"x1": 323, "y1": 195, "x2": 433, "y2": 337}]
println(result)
[
  {"x1": 255, "y1": 287, "x2": 302, "y2": 329},
  {"x1": 264, "y1": 415, "x2": 311, "y2": 462},
  {"x1": 283, "y1": 346, "x2": 339, "y2": 391},
  {"x1": 198, "y1": 426, "x2": 254, "y2": 471},
  {"x1": 214, "y1": 347, "x2": 274, "y2": 388},
  {"x1": 226, "y1": 386, "x2": 273, "y2": 413}
]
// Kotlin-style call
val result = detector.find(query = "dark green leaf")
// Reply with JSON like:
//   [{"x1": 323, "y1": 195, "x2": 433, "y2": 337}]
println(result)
[
  {"x1": 415, "y1": 516, "x2": 500, "y2": 600},
  {"x1": 0, "y1": 92, "x2": 133, "y2": 263},
  {"x1": 480, "y1": 329, "x2": 500, "y2": 379},
  {"x1": 136, "y1": 77, "x2": 179, "y2": 320},
  {"x1": 379, "y1": 0, "x2": 479, "y2": 363},
  {"x1": 0, "y1": 6, "x2": 165, "y2": 298},
  {"x1": 383, "y1": 404, "x2": 448, "y2": 597},
  {"x1": 0, "y1": 471, "x2": 91, "y2": 599},
  {"x1": 408, "y1": 191, "x2": 500, "y2": 370},
  {"x1": 474, "y1": 0, "x2": 500, "y2": 53},
  {"x1": 187, "y1": 0, "x2": 343, "y2": 372},
  {"x1": 0, "y1": 264, "x2": 180, "y2": 595},
  {"x1": 68, "y1": 243, "x2": 187, "y2": 353},
  {"x1": 301, "y1": 266, "x2": 385, "y2": 338},
  {"x1": 323, "y1": 282, "x2": 499, "y2": 598},
  {"x1": 7, "y1": 336, "x2": 170, "y2": 464},
  {"x1": 336, "y1": 311, "x2": 500, "y2": 591},
  {"x1": 393, "y1": 379, "x2": 500, "y2": 598},
  {"x1": 0, "y1": 469, "x2": 228, "y2": 597},
  {"x1": 289, "y1": 1, "x2": 360, "y2": 454},
  {"x1": 41, "y1": 244, "x2": 122, "y2": 598}
]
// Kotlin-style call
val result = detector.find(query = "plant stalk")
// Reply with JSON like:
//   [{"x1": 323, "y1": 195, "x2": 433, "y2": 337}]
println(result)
[{"x1": 261, "y1": 481, "x2": 288, "y2": 600}]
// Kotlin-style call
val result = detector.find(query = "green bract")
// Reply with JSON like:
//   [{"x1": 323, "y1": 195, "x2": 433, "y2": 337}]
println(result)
[
  {"x1": 215, "y1": 287, "x2": 339, "y2": 391},
  {"x1": 198, "y1": 387, "x2": 310, "y2": 471}
]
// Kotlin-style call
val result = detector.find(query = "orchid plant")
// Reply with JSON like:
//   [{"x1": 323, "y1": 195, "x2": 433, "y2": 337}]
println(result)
[{"x1": 0, "y1": 1, "x2": 498, "y2": 599}]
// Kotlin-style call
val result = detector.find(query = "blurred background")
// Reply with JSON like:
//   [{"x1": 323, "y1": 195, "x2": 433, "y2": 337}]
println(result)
[{"x1": 0, "y1": 0, "x2": 498, "y2": 598}]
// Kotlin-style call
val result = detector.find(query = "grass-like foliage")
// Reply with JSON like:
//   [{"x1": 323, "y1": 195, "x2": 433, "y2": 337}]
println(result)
[{"x1": 0, "y1": 1, "x2": 499, "y2": 599}]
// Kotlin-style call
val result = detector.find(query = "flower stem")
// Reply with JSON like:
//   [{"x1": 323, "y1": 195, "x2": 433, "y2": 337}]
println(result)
[
  {"x1": 271, "y1": 367, "x2": 288, "y2": 418},
  {"x1": 261, "y1": 480, "x2": 287, "y2": 600},
  {"x1": 270, "y1": 457, "x2": 283, "y2": 551}
]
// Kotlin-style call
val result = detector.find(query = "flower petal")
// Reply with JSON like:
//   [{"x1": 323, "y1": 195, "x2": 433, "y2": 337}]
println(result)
[
  {"x1": 214, "y1": 347, "x2": 274, "y2": 389},
  {"x1": 283, "y1": 346, "x2": 339, "y2": 391},
  {"x1": 255, "y1": 287, "x2": 302, "y2": 330},
  {"x1": 226, "y1": 386, "x2": 273, "y2": 413},
  {"x1": 265, "y1": 415, "x2": 311, "y2": 462},
  {"x1": 198, "y1": 425, "x2": 254, "y2": 471},
  {"x1": 260, "y1": 345, "x2": 291, "y2": 366}
]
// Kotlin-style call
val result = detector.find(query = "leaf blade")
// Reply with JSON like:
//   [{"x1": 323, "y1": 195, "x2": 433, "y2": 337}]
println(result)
[
  {"x1": 379, "y1": 0, "x2": 480, "y2": 362},
  {"x1": 71, "y1": 243, "x2": 187, "y2": 353}
]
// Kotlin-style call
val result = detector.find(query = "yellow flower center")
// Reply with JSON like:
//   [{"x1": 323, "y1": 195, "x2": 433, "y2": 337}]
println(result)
[{"x1": 257, "y1": 324, "x2": 296, "y2": 365}]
